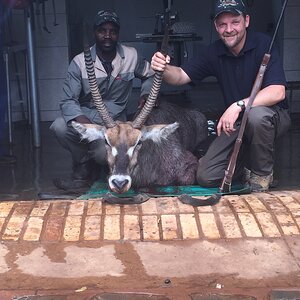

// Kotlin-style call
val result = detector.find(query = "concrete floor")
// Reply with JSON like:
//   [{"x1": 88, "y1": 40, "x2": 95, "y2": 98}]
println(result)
[{"x1": 0, "y1": 90, "x2": 300, "y2": 299}]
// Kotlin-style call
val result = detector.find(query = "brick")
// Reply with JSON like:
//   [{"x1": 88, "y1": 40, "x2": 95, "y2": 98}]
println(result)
[
  {"x1": 176, "y1": 199, "x2": 195, "y2": 213},
  {"x1": 198, "y1": 213, "x2": 220, "y2": 239},
  {"x1": 2, "y1": 216, "x2": 26, "y2": 241},
  {"x1": 238, "y1": 213, "x2": 262, "y2": 237},
  {"x1": 142, "y1": 215, "x2": 160, "y2": 241},
  {"x1": 276, "y1": 213, "x2": 300, "y2": 235},
  {"x1": 30, "y1": 202, "x2": 51, "y2": 217},
  {"x1": 196, "y1": 201, "x2": 213, "y2": 213},
  {"x1": 104, "y1": 215, "x2": 120, "y2": 240},
  {"x1": 278, "y1": 195, "x2": 300, "y2": 212},
  {"x1": 0, "y1": 202, "x2": 14, "y2": 217},
  {"x1": 123, "y1": 215, "x2": 141, "y2": 240},
  {"x1": 255, "y1": 212, "x2": 281, "y2": 237},
  {"x1": 63, "y1": 216, "x2": 82, "y2": 241},
  {"x1": 51, "y1": 202, "x2": 68, "y2": 216},
  {"x1": 84, "y1": 215, "x2": 101, "y2": 241},
  {"x1": 13, "y1": 202, "x2": 33, "y2": 216},
  {"x1": 141, "y1": 198, "x2": 158, "y2": 215},
  {"x1": 286, "y1": 190, "x2": 300, "y2": 202},
  {"x1": 215, "y1": 199, "x2": 232, "y2": 213},
  {"x1": 68, "y1": 201, "x2": 85, "y2": 216},
  {"x1": 264, "y1": 195, "x2": 287, "y2": 212},
  {"x1": 161, "y1": 214, "x2": 178, "y2": 240},
  {"x1": 0, "y1": 217, "x2": 5, "y2": 231},
  {"x1": 243, "y1": 195, "x2": 268, "y2": 212},
  {"x1": 292, "y1": 210, "x2": 300, "y2": 228},
  {"x1": 219, "y1": 213, "x2": 242, "y2": 238},
  {"x1": 179, "y1": 214, "x2": 199, "y2": 239},
  {"x1": 43, "y1": 216, "x2": 64, "y2": 241},
  {"x1": 227, "y1": 196, "x2": 250, "y2": 212},
  {"x1": 123, "y1": 204, "x2": 139, "y2": 215},
  {"x1": 23, "y1": 217, "x2": 44, "y2": 241},
  {"x1": 105, "y1": 204, "x2": 121, "y2": 215},
  {"x1": 157, "y1": 198, "x2": 178, "y2": 214},
  {"x1": 87, "y1": 200, "x2": 102, "y2": 215}
]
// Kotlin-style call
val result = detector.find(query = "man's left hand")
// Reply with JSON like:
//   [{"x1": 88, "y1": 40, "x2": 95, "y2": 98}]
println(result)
[{"x1": 217, "y1": 102, "x2": 244, "y2": 136}]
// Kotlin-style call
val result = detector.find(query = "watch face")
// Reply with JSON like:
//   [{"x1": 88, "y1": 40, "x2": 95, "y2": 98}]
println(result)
[{"x1": 237, "y1": 100, "x2": 245, "y2": 106}]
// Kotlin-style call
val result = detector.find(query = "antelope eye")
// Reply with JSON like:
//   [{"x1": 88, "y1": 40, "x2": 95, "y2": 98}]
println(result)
[
  {"x1": 104, "y1": 139, "x2": 110, "y2": 146},
  {"x1": 137, "y1": 140, "x2": 142, "y2": 146}
]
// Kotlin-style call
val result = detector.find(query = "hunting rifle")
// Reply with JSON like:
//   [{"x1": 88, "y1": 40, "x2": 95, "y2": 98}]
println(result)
[{"x1": 179, "y1": 0, "x2": 289, "y2": 207}]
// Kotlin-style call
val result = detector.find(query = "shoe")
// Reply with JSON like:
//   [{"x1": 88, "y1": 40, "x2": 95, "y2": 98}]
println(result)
[
  {"x1": 242, "y1": 167, "x2": 251, "y2": 184},
  {"x1": 249, "y1": 172, "x2": 273, "y2": 192},
  {"x1": 53, "y1": 178, "x2": 91, "y2": 191},
  {"x1": 72, "y1": 161, "x2": 92, "y2": 180}
]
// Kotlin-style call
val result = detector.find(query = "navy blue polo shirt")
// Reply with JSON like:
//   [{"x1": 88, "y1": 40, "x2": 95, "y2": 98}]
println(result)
[{"x1": 182, "y1": 31, "x2": 287, "y2": 108}]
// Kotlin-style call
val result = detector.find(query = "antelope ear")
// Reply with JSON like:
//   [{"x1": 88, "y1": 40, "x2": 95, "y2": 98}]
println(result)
[
  {"x1": 141, "y1": 122, "x2": 179, "y2": 143},
  {"x1": 71, "y1": 121, "x2": 105, "y2": 142}
]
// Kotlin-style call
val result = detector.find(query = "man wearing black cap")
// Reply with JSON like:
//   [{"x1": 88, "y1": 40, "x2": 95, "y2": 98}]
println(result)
[
  {"x1": 51, "y1": 10, "x2": 155, "y2": 191},
  {"x1": 151, "y1": 0, "x2": 291, "y2": 192}
]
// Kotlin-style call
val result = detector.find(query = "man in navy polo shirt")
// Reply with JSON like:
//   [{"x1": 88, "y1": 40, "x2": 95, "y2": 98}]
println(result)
[{"x1": 151, "y1": 0, "x2": 291, "y2": 192}]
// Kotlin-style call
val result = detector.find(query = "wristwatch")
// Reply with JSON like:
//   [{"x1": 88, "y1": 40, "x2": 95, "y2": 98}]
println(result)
[{"x1": 236, "y1": 100, "x2": 246, "y2": 111}]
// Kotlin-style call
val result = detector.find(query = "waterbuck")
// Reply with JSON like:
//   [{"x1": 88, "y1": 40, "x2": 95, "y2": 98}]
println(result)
[{"x1": 71, "y1": 44, "x2": 208, "y2": 194}]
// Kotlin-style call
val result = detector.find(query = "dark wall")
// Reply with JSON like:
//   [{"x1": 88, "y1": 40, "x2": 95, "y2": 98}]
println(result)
[{"x1": 66, "y1": 0, "x2": 278, "y2": 60}]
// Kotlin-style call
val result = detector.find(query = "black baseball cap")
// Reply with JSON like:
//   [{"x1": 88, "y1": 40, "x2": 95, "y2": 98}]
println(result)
[
  {"x1": 214, "y1": 0, "x2": 247, "y2": 20},
  {"x1": 94, "y1": 10, "x2": 120, "y2": 28}
]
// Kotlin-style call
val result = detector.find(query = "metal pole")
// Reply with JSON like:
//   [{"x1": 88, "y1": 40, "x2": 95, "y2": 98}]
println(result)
[
  {"x1": 25, "y1": 7, "x2": 41, "y2": 147},
  {"x1": 3, "y1": 51, "x2": 13, "y2": 144}
]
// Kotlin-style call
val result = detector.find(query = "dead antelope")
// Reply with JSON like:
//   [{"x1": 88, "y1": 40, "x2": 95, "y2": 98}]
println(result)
[{"x1": 72, "y1": 44, "x2": 208, "y2": 194}]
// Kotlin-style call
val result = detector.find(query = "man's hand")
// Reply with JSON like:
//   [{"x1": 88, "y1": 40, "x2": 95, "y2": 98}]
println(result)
[
  {"x1": 217, "y1": 101, "x2": 245, "y2": 136},
  {"x1": 151, "y1": 52, "x2": 170, "y2": 72}
]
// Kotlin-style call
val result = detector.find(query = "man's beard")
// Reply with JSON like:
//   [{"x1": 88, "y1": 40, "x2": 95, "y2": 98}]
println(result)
[{"x1": 222, "y1": 31, "x2": 245, "y2": 50}]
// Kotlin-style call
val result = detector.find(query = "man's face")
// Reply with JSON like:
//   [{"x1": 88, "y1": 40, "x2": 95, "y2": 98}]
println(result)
[
  {"x1": 94, "y1": 22, "x2": 119, "y2": 53},
  {"x1": 214, "y1": 13, "x2": 250, "y2": 55}
]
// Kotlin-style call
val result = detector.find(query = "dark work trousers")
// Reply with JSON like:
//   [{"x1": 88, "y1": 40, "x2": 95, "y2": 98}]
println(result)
[
  {"x1": 197, "y1": 105, "x2": 291, "y2": 187},
  {"x1": 50, "y1": 105, "x2": 128, "y2": 164},
  {"x1": 50, "y1": 116, "x2": 107, "y2": 167}
]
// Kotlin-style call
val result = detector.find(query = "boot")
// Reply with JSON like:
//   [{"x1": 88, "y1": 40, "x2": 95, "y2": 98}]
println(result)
[
  {"x1": 53, "y1": 161, "x2": 92, "y2": 191},
  {"x1": 249, "y1": 171, "x2": 273, "y2": 192}
]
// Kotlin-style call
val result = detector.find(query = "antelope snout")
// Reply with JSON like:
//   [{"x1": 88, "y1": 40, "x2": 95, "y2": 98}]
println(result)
[{"x1": 109, "y1": 175, "x2": 132, "y2": 194}]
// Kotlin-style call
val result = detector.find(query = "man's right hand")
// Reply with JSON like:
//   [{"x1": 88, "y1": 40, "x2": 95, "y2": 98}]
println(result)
[
  {"x1": 151, "y1": 52, "x2": 170, "y2": 72},
  {"x1": 73, "y1": 115, "x2": 91, "y2": 124}
]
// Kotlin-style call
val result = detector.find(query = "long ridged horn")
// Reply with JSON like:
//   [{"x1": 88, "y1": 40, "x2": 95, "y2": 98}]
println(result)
[
  {"x1": 132, "y1": 10, "x2": 170, "y2": 129},
  {"x1": 132, "y1": 71, "x2": 163, "y2": 128},
  {"x1": 83, "y1": 22, "x2": 116, "y2": 128}
]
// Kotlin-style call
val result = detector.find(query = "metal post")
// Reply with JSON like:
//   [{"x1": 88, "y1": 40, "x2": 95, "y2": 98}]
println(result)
[
  {"x1": 25, "y1": 7, "x2": 41, "y2": 147},
  {"x1": 3, "y1": 51, "x2": 12, "y2": 144}
]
